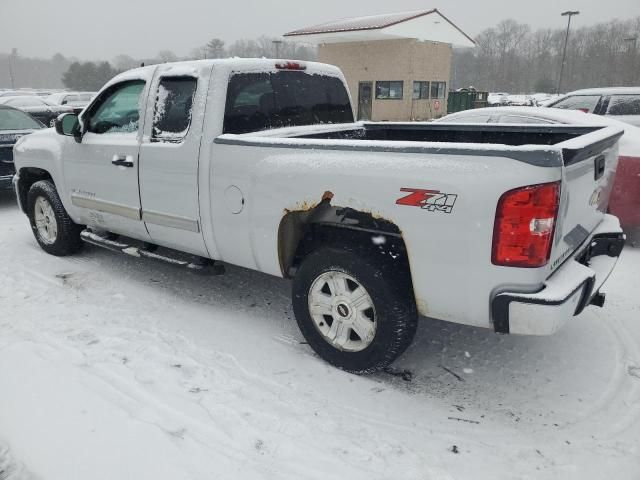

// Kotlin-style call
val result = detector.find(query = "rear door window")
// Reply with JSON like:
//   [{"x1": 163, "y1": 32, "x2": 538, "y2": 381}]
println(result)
[
  {"x1": 223, "y1": 71, "x2": 353, "y2": 134},
  {"x1": 606, "y1": 95, "x2": 640, "y2": 115},
  {"x1": 550, "y1": 95, "x2": 601, "y2": 113},
  {"x1": 151, "y1": 77, "x2": 197, "y2": 142}
]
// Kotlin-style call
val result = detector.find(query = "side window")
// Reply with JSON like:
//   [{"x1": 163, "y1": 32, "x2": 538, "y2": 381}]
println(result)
[
  {"x1": 152, "y1": 77, "x2": 197, "y2": 142},
  {"x1": 606, "y1": 95, "x2": 640, "y2": 116},
  {"x1": 413, "y1": 81, "x2": 429, "y2": 99},
  {"x1": 375, "y1": 81, "x2": 404, "y2": 100},
  {"x1": 87, "y1": 81, "x2": 145, "y2": 134},
  {"x1": 430, "y1": 81, "x2": 447, "y2": 99},
  {"x1": 550, "y1": 95, "x2": 601, "y2": 113}
]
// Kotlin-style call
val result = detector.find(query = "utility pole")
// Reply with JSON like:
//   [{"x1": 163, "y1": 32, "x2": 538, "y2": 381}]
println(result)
[
  {"x1": 624, "y1": 36, "x2": 638, "y2": 85},
  {"x1": 8, "y1": 48, "x2": 17, "y2": 89},
  {"x1": 557, "y1": 10, "x2": 579, "y2": 94},
  {"x1": 272, "y1": 40, "x2": 283, "y2": 58}
]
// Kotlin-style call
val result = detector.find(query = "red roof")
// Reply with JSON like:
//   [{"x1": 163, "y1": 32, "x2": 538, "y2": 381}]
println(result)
[
  {"x1": 285, "y1": 9, "x2": 438, "y2": 36},
  {"x1": 284, "y1": 9, "x2": 475, "y2": 46}
]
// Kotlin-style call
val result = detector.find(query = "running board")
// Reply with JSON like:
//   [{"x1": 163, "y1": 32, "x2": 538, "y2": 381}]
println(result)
[{"x1": 80, "y1": 229, "x2": 225, "y2": 275}]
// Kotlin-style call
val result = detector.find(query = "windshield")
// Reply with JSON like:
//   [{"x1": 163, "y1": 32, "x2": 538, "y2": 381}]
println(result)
[
  {"x1": 0, "y1": 108, "x2": 42, "y2": 130},
  {"x1": 223, "y1": 71, "x2": 353, "y2": 134}
]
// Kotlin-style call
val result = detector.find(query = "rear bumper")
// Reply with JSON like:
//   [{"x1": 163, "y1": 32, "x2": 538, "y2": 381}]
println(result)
[
  {"x1": 0, "y1": 174, "x2": 13, "y2": 189},
  {"x1": 492, "y1": 215, "x2": 625, "y2": 335}
]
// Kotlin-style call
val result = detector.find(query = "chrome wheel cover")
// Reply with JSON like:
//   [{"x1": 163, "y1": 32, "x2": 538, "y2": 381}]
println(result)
[
  {"x1": 308, "y1": 271, "x2": 377, "y2": 352},
  {"x1": 34, "y1": 196, "x2": 58, "y2": 244}
]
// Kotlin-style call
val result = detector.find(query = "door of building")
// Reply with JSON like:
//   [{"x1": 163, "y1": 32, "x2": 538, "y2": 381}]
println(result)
[{"x1": 357, "y1": 82, "x2": 373, "y2": 120}]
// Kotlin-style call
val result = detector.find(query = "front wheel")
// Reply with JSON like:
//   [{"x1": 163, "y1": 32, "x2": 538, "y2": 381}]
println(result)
[
  {"x1": 27, "y1": 180, "x2": 83, "y2": 256},
  {"x1": 292, "y1": 246, "x2": 418, "y2": 373}
]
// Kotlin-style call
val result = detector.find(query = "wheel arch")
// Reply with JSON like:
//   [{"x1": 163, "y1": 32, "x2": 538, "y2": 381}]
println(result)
[
  {"x1": 16, "y1": 167, "x2": 55, "y2": 214},
  {"x1": 277, "y1": 196, "x2": 413, "y2": 287}
]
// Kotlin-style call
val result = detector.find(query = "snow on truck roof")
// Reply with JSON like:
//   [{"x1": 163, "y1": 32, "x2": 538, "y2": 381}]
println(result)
[
  {"x1": 284, "y1": 9, "x2": 476, "y2": 47},
  {"x1": 103, "y1": 59, "x2": 345, "y2": 90}
]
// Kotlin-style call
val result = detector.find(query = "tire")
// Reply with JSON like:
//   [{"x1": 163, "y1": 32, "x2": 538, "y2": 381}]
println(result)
[
  {"x1": 292, "y1": 246, "x2": 418, "y2": 373},
  {"x1": 27, "y1": 180, "x2": 83, "y2": 256}
]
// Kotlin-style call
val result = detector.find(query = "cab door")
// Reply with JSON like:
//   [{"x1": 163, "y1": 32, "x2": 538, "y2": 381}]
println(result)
[
  {"x1": 63, "y1": 78, "x2": 153, "y2": 240},
  {"x1": 138, "y1": 64, "x2": 212, "y2": 256}
]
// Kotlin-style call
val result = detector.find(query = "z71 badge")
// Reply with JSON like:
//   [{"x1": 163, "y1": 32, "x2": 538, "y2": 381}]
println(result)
[{"x1": 396, "y1": 188, "x2": 458, "y2": 214}]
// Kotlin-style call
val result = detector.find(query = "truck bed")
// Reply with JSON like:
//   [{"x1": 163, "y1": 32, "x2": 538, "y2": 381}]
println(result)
[
  {"x1": 216, "y1": 121, "x2": 623, "y2": 169},
  {"x1": 295, "y1": 122, "x2": 602, "y2": 147}
]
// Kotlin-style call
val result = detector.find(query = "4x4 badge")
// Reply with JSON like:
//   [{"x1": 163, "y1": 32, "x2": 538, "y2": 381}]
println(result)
[{"x1": 396, "y1": 188, "x2": 458, "y2": 214}]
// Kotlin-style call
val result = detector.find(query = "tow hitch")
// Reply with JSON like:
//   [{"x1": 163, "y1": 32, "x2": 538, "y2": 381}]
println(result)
[
  {"x1": 579, "y1": 232, "x2": 626, "y2": 264},
  {"x1": 590, "y1": 292, "x2": 606, "y2": 308}
]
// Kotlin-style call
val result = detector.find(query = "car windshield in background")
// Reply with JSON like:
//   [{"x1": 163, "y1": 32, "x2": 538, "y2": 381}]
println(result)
[
  {"x1": 223, "y1": 71, "x2": 353, "y2": 134},
  {"x1": 0, "y1": 108, "x2": 42, "y2": 130}
]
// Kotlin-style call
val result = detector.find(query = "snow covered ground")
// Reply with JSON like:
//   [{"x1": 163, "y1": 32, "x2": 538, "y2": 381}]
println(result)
[{"x1": 0, "y1": 189, "x2": 639, "y2": 480}]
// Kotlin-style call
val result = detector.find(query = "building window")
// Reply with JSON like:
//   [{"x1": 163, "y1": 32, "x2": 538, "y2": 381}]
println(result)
[
  {"x1": 413, "y1": 81, "x2": 430, "y2": 100},
  {"x1": 430, "y1": 81, "x2": 447, "y2": 99},
  {"x1": 376, "y1": 81, "x2": 403, "y2": 100}
]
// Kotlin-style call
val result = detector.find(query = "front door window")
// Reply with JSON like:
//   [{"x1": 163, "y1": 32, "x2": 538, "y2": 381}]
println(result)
[{"x1": 87, "y1": 81, "x2": 145, "y2": 134}]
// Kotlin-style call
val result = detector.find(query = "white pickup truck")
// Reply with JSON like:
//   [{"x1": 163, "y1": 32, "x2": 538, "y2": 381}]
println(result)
[{"x1": 12, "y1": 59, "x2": 626, "y2": 373}]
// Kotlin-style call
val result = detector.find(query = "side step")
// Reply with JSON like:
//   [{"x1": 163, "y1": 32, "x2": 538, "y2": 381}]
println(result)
[{"x1": 80, "y1": 229, "x2": 225, "y2": 275}]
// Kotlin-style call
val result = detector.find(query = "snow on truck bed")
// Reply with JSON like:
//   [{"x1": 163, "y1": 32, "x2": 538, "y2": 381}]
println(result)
[{"x1": 0, "y1": 190, "x2": 639, "y2": 480}]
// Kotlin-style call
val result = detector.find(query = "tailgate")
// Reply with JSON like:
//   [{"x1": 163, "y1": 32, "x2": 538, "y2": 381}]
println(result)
[{"x1": 549, "y1": 126, "x2": 625, "y2": 270}]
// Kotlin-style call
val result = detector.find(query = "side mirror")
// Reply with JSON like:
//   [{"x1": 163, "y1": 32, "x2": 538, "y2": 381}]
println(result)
[{"x1": 54, "y1": 113, "x2": 82, "y2": 142}]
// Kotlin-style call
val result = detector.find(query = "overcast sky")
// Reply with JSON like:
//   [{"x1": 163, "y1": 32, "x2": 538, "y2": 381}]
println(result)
[{"x1": 2, "y1": 0, "x2": 639, "y2": 60}]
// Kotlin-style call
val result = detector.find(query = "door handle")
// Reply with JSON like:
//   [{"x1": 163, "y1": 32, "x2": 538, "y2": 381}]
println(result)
[{"x1": 112, "y1": 155, "x2": 134, "y2": 168}]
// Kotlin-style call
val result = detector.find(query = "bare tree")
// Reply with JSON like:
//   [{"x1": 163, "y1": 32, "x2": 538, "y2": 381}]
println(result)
[{"x1": 452, "y1": 16, "x2": 640, "y2": 93}]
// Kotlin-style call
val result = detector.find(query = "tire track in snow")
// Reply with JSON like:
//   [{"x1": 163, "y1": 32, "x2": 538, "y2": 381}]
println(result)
[{"x1": 1, "y1": 267, "x2": 426, "y2": 479}]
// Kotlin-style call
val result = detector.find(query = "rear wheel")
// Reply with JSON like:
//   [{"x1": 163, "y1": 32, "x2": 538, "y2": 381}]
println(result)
[
  {"x1": 292, "y1": 246, "x2": 418, "y2": 373},
  {"x1": 27, "y1": 180, "x2": 83, "y2": 256}
]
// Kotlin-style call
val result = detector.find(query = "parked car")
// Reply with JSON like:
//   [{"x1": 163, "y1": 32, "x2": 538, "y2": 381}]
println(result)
[
  {"x1": 505, "y1": 94, "x2": 534, "y2": 106},
  {"x1": 46, "y1": 92, "x2": 96, "y2": 114},
  {"x1": 0, "y1": 96, "x2": 74, "y2": 127},
  {"x1": 436, "y1": 106, "x2": 640, "y2": 244},
  {"x1": 488, "y1": 92, "x2": 510, "y2": 106},
  {"x1": 12, "y1": 59, "x2": 626, "y2": 373},
  {"x1": 529, "y1": 93, "x2": 559, "y2": 106},
  {"x1": 0, "y1": 105, "x2": 43, "y2": 189},
  {"x1": 547, "y1": 87, "x2": 640, "y2": 127},
  {"x1": 0, "y1": 90, "x2": 38, "y2": 98}
]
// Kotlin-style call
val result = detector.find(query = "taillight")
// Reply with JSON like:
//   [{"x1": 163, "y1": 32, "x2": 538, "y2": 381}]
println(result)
[
  {"x1": 492, "y1": 181, "x2": 561, "y2": 268},
  {"x1": 275, "y1": 61, "x2": 306, "y2": 71}
]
